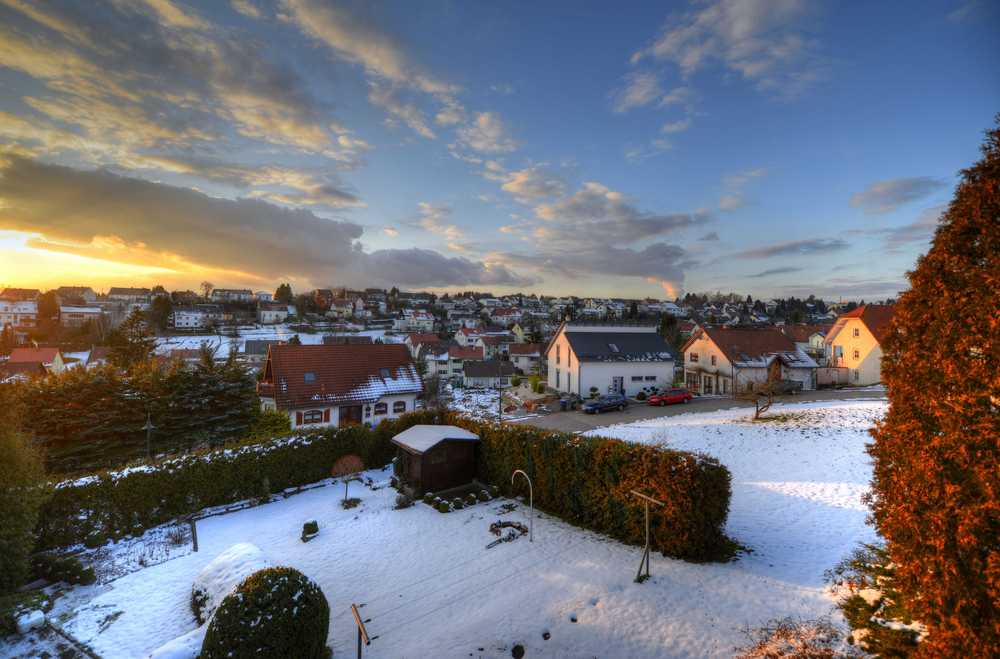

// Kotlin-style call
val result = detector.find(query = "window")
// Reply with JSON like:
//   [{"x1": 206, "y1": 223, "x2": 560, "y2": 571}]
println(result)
[
  {"x1": 379, "y1": 368, "x2": 391, "y2": 379},
  {"x1": 853, "y1": 327, "x2": 860, "y2": 338},
  {"x1": 711, "y1": 355, "x2": 716, "y2": 366},
  {"x1": 853, "y1": 369, "x2": 859, "y2": 382},
  {"x1": 853, "y1": 349, "x2": 860, "y2": 360},
  {"x1": 364, "y1": 405, "x2": 371, "y2": 417},
  {"x1": 393, "y1": 401, "x2": 406, "y2": 413},
  {"x1": 302, "y1": 410, "x2": 324, "y2": 424},
  {"x1": 303, "y1": 372, "x2": 316, "y2": 382},
  {"x1": 689, "y1": 352, "x2": 699, "y2": 363},
  {"x1": 631, "y1": 376, "x2": 644, "y2": 382},
  {"x1": 645, "y1": 376, "x2": 656, "y2": 381},
  {"x1": 556, "y1": 345, "x2": 561, "y2": 364},
  {"x1": 374, "y1": 402, "x2": 387, "y2": 415},
  {"x1": 556, "y1": 370, "x2": 560, "y2": 388},
  {"x1": 608, "y1": 343, "x2": 620, "y2": 353}
]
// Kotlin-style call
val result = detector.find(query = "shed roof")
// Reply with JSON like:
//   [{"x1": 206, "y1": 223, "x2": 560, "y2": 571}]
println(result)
[{"x1": 391, "y1": 424, "x2": 480, "y2": 455}]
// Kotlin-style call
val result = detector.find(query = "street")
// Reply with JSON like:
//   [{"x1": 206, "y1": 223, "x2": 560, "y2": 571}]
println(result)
[{"x1": 513, "y1": 388, "x2": 887, "y2": 433}]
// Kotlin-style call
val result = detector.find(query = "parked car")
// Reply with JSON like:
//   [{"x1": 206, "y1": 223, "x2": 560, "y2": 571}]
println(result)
[
  {"x1": 582, "y1": 393, "x2": 628, "y2": 414},
  {"x1": 771, "y1": 379, "x2": 804, "y2": 395},
  {"x1": 647, "y1": 388, "x2": 693, "y2": 406}
]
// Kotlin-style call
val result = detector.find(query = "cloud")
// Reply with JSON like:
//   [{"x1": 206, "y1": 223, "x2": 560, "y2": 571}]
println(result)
[
  {"x1": 719, "y1": 167, "x2": 767, "y2": 211},
  {"x1": 624, "y1": 138, "x2": 673, "y2": 163},
  {"x1": 456, "y1": 112, "x2": 517, "y2": 154},
  {"x1": 848, "y1": 205, "x2": 946, "y2": 249},
  {"x1": 434, "y1": 98, "x2": 466, "y2": 126},
  {"x1": 500, "y1": 166, "x2": 566, "y2": 202},
  {"x1": 849, "y1": 177, "x2": 946, "y2": 214},
  {"x1": 661, "y1": 118, "x2": 692, "y2": 134},
  {"x1": 230, "y1": 0, "x2": 261, "y2": 18},
  {"x1": 0, "y1": 155, "x2": 524, "y2": 288},
  {"x1": 279, "y1": 0, "x2": 452, "y2": 95},
  {"x1": 490, "y1": 83, "x2": 515, "y2": 95},
  {"x1": 733, "y1": 238, "x2": 849, "y2": 259},
  {"x1": 698, "y1": 231, "x2": 720, "y2": 241},
  {"x1": 748, "y1": 266, "x2": 803, "y2": 278},
  {"x1": 414, "y1": 202, "x2": 469, "y2": 251},
  {"x1": 612, "y1": 72, "x2": 663, "y2": 113},
  {"x1": 368, "y1": 83, "x2": 436, "y2": 139},
  {"x1": 632, "y1": 0, "x2": 823, "y2": 97},
  {"x1": 382, "y1": 226, "x2": 399, "y2": 237},
  {"x1": 718, "y1": 194, "x2": 744, "y2": 211}
]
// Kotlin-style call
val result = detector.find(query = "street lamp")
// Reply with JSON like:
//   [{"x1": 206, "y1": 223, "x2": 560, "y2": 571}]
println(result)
[{"x1": 143, "y1": 412, "x2": 156, "y2": 461}]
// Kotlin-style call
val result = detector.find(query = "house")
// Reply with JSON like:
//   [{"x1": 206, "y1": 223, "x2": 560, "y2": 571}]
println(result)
[
  {"x1": 9, "y1": 347, "x2": 66, "y2": 374},
  {"x1": 0, "y1": 298, "x2": 38, "y2": 336},
  {"x1": 447, "y1": 345, "x2": 484, "y2": 381},
  {"x1": 59, "y1": 305, "x2": 103, "y2": 328},
  {"x1": 55, "y1": 286, "x2": 97, "y2": 303},
  {"x1": 392, "y1": 425, "x2": 480, "y2": 494},
  {"x1": 824, "y1": 305, "x2": 895, "y2": 386},
  {"x1": 463, "y1": 359, "x2": 517, "y2": 388},
  {"x1": 681, "y1": 326, "x2": 817, "y2": 395},
  {"x1": 255, "y1": 291, "x2": 273, "y2": 302},
  {"x1": 86, "y1": 346, "x2": 113, "y2": 367},
  {"x1": 419, "y1": 345, "x2": 451, "y2": 379},
  {"x1": 257, "y1": 343, "x2": 422, "y2": 429},
  {"x1": 107, "y1": 287, "x2": 151, "y2": 303},
  {"x1": 507, "y1": 343, "x2": 543, "y2": 374},
  {"x1": 0, "y1": 288, "x2": 40, "y2": 301},
  {"x1": 243, "y1": 339, "x2": 285, "y2": 364},
  {"x1": 545, "y1": 321, "x2": 674, "y2": 397},
  {"x1": 322, "y1": 335, "x2": 374, "y2": 345},
  {"x1": 171, "y1": 305, "x2": 224, "y2": 329},
  {"x1": 313, "y1": 289, "x2": 335, "y2": 310},
  {"x1": 489, "y1": 307, "x2": 521, "y2": 327},
  {"x1": 404, "y1": 332, "x2": 441, "y2": 358},
  {"x1": 327, "y1": 298, "x2": 364, "y2": 319},
  {"x1": 779, "y1": 324, "x2": 832, "y2": 363},
  {"x1": 211, "y1": 288, "x2": 254, "y2": 303},
  {"x1": 455, "y1": 327, "x2": 483, "y2": 347},
  {"x1": 257, "y1": 302, "x2": 290, "y2": 324},
  {"x1": 0, "y1": 361, "x2": 47, "y2": 382}
]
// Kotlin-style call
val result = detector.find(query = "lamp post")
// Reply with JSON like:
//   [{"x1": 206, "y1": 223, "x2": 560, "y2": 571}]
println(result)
[
  {"x1": 143, "y1": 412, "x2": 155, "y2": 461},
  {"x1": 511, "y1": 469, "x2": 533, "y2": 542}
]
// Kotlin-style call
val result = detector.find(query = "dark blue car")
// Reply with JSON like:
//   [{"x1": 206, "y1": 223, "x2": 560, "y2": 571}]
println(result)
[{"x1": 582, "y1": 393, "x2": 628, "y2": 414}]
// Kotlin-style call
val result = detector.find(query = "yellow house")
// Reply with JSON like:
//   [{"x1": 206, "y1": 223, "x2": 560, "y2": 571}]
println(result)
[{"x1": 824, "y1": 305, "x2": 894, "y2": 386}]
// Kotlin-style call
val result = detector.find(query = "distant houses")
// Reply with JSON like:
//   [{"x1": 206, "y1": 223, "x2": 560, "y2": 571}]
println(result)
[
  {"x1": 257, "y1": 343, "x2": 422, "y2": 430},
  {"x1": 544, "y1": 321, "x2": 675, "y2": 397},
  {"x1": 7, "y1": 347, "x2": 66, "y2": 374}
]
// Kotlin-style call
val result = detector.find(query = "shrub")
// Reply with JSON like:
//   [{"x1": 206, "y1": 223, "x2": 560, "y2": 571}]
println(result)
[
  {"x1": 511, "y1": 375, "x2": 522, "y2": 387},
  {"x1": 246, "y1": 409, "x2": 292, "y2": 442},
  {"x1": 301, "y1": 520, "x2": 319, "y2": 541},
  {"x1": 451, "y1": 498, "x2": 464, "y2": 510},
  {"x1": 589, "y1": 386, "x2": 599, "y2": 399},
  {"x1": 533, "y1": 381, "x2": 546, "y2": 394},
  {"x1": 394, "y1": 494, "x2": 413, "y2": 509},
  {"x1": 478, "y1": 489, "x2": 491, "y2": 502},
  {"x1": 436, "y1": 501, "x2": 451, "y2": 513},
  {"x1": 735, "y1": 617, "x2": 863, "y2": 658},
  {"x1": 422, "y1": 492, "x2": 435, "y2": 504},
  {"x1": 31, "y1": 554, "x2": 96, "y2": 586},
  {"x1": 341, "y1": 497, "x2": 361, "y2": 510},
  {"x1": 0, "y1": 388, "x2": 49, "y2": 594},
  {"x1": 465, "y1": 493, "x2": 478, "y2": 506},
  {"x1": 867, "y1": 117, "x2": 1000, "y2": 654},
  {"x1": 201, "y1": 566, "x2": 329, "y2": 659}
]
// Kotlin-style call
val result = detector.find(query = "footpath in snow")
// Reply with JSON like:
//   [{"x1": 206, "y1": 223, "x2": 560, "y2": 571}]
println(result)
[{"x1": 8, "y1": 398, "x2": 882, "y2": 658}]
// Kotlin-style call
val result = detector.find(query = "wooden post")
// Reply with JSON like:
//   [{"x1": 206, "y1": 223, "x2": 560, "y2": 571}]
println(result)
[
  {"x1": 189, "y1": 517, "x2": 199, "y2": 553},
  {"x1": 630, "y1": 490, "x2": 664, "y2": 583},
  {"x1": 351, "y1": 603, "x2": 371, "y2": 659}
]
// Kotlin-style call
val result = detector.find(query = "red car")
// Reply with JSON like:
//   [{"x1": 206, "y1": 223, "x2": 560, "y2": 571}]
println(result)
[{"x1": 647, "y1": 388, "x2": 693, "y2": 406}]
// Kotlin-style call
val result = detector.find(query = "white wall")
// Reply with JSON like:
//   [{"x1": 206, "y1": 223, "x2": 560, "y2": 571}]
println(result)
[
  {"x1": 577, "y1": 360, "x2": 674, "y2": 397},
  {"x1": 284, "y1": 392, "x2": 418, "y2": 430}
]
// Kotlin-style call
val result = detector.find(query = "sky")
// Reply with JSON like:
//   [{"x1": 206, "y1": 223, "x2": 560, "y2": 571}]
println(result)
[{"x1": 0, "y1": 0, "x2": 996, "y2": 300}]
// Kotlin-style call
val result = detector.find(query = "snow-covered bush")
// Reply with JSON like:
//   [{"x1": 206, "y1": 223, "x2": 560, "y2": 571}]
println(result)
[
  {"x1": 394, "y1": 494, "x2": 413, "y2": 509},
  {"x1": 31, "y1": 553, "x2": 96, "y2": 586},
  {"x1": 436, "y1": 501, "x2": 451, "y2": 513},
  {"x1": 201, "y1": 566, "x2": 329, "y2": 659},
  {"x1": 478, "y1": 489, "x2": 491, "y2": 502},
  {"x1": 735, "y1": 617, "x2": 863, "y2": 658},
  {"x1": 191, "y1": 543, "x2": 271, "y2": 625},
  {"x1": 451, "y1": 497, "x2": 464, "y2": 510},
  {"x1": 422, "y1": 492, "x2": 435, "y2": 504},
  {"x1": 465, "y1": 493, "x2": 478, "y2": 506},
  {"x1": 301, "y1": 520, "x2": 319, "y2": 541}
]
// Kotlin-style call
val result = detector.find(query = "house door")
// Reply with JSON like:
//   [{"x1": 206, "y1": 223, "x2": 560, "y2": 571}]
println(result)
[
  {"x1": 611, "y1": 376, "x2": 624, "y2": 394},
  {"x1": 703, "y1": 375, "x2": 713, "y2": 394},
  {"x1": 339, "y1": 405, "x2": 362, "y2": 426}
]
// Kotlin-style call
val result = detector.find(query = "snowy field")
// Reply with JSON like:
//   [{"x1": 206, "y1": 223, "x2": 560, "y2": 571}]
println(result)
[
  {"x1": 154, "y1": 325, "x2": 397, "y2": 355},
  {"x1": 6, "y1": 398, "x2": 882, "y2": 658}
]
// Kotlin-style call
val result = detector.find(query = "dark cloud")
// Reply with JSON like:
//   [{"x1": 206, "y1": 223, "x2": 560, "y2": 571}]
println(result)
[
  {"x1": 734, "y1": 238, "x2": 849, "y2": 260},
  {"x1": 748, "y1": 267, "x2": 803, "y2": 278},
  {"x1": 850, "y1": 177, "x2": 946, "y2": 215},
  {"x1": 0, "y1": 155, "x2": 528, "y2": 288},
  {"x1": 698, "y1": 231, "x2": 720, "y2": 241},
  {"x1": 848, "y1": 205, "x2": 945, "y2": 250}
]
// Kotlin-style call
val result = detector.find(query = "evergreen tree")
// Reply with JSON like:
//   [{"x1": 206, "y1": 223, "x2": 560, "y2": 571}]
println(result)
[
  {"x1": 868, "y1": 117, "x2": 1000, "y2": 655},
  {"x1": 148, "y1": 295, "x2": 173, "y2": 332},
  {"x1": 274, "y1": 283, "x2": 293, "y2": 304},
  {"x1": 0, "y1": 324, "x2": 15, "y2": 356},
  {"x1": 108, "y1": 308, "x2": 156, "y2": 369}
]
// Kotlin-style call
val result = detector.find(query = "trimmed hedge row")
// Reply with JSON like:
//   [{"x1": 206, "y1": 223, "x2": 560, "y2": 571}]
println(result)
[
  {"x1": 38, "y1": 410, "x2": 733, "y2": 561},
  {"x1": 36, "y1": 412, "x2": 435, "y2": 550}
]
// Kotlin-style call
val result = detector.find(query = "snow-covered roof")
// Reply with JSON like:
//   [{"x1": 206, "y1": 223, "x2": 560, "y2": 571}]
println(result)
[{"x1": 391, "y1": 424, "x2": 479, "y2": 454}]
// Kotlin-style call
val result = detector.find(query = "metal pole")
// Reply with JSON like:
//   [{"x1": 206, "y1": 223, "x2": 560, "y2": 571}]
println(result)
[
  {"x1": 142, "y1": 412, "x2": 155, "y2": 461},
  {"x1": 189, "y1": 518, "x2": 199, "y2": 552},
  {"x1": 511, "y1": 469, "x2": 533, "y2": 542},
  {"x1": 630, "y1": 490, "x2": 664, "y2": 583}
]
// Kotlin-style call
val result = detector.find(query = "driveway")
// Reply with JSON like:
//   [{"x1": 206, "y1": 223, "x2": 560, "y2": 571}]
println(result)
[{"x1": 514, "y1": 388, "x2": 887, "y2": 433}]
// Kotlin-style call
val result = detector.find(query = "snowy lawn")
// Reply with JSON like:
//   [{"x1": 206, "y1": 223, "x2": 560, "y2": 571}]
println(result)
[{"x1": 14, "y1": 398, "x2": 881, "y2": 658}]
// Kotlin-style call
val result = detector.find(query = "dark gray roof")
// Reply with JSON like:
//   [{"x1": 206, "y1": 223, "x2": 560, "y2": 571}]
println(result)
[
  {"x1": 463, "y1": 360, "x2": 518, "y2": 377},
  {"x1": 564, "y1": 331, "x2": 673, "y2": 362},
  {"x1": 244, "y1": 339, "x2": 285, "y2": 356}
]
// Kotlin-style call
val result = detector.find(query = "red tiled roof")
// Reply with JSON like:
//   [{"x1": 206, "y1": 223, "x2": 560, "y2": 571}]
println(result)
[
  {"x1": 0, "y1": 361, "x2": 47, "y2": 378},
  {"x1": 260, "y1": 344, "x2": 420, "y2": 410},
  {"x1": 9, "y1": 347, "x2": 60, "y2": 364},
  {"x1": 779, "y1": 324, "x2": 833, "y2": 343},
  {"x1": 459, "y1": 327, "x2": 482, "y2": 336},
  {"x1": 88, "y1": 346, "x2": 112, "y2": 363},
  {"x1": 448, "y1": 345, "x2": 484, "y2": 360},
  {"x1": 837, "y1": 305, "x2": 895, "y2": 343},
  {"x1": 684, "y1": 326, "x2": 796, "y2": 363},
  {"x1": 406, "y1": 332, "x2": 440, "y2": 345},
  {"x1": 507, "y1": 343, "x2": 542, "y2": 355}
]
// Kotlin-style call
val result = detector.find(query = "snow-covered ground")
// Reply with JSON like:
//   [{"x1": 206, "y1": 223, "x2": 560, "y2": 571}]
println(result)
[
  {"x1": 7, "y1": 398, "x2": 881, "y2": 658},
  {"x1": 154, "y1": 325, "x2": 397, "y2": 355},
  {"x1": 444, "y1": 384, "x2": 539, "y2": 422}
]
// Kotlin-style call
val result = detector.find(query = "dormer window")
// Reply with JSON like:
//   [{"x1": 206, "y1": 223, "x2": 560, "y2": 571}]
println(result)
[
  {"x1": 379, "y1": 368, "x2": 391, "y2": 379},
  {"x1": 303, "y1": 372, "x2": 316, "y2": 382},
  {"x1": 608, "y1": 343, "x2": 620, "y2": 353}
]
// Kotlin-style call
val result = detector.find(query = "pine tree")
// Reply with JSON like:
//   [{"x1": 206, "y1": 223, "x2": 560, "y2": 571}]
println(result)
[
  {"x1": 868, "y1": 117, "x2": 1000, "y2": 655},
  {"x1": 108, "y1": 308, "x2": 156, "y2": 369}
]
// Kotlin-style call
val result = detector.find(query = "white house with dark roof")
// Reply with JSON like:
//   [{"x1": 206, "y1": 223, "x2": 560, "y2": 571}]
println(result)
[{"x1": 544, "y1": 321, "x2": 675, "y2": 397}]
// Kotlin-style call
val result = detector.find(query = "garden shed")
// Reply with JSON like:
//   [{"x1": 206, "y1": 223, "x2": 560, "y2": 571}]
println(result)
[{"x1": 392, "y1": 425, "x2": 480, "y2": 493}]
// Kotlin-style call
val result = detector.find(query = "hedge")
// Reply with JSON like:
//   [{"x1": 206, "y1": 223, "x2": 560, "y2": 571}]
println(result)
[{"x1": 37, "y1": 410, "x2": 733, "y2": 561}]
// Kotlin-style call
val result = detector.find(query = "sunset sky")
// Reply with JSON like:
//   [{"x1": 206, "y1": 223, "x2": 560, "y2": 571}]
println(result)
[{"x1": 0, "y1": 0, "x2": 996, "y2": 299}]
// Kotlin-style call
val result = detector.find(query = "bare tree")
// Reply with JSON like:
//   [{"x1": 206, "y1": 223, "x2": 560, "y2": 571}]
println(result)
[
  {"x1": 331, "y1": 454, "x2": 365, "y2": 500},
  {"x1": 200, "y1": 281, "x2": 214, "y2": 300}
]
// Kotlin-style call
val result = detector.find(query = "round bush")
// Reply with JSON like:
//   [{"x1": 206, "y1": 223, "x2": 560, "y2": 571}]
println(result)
[
  {"x1": 465, "y1": 493, "x2": 478, "y2": 506},
  {"x1": 423, "y1": 492, "x2": 435, "y2": 504},
  {"x1": 200, "y1": 566, "x2": 329, "y2": 659},
  {"x1": 436, "y1": 501, "x2": 451, "y2": 513},
  {"x1": 478, "y1": 489, "x2": 491, "y2": 502},
  {"x1": 451, "y1": 498, "x2": 464, "y2": 510}
]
